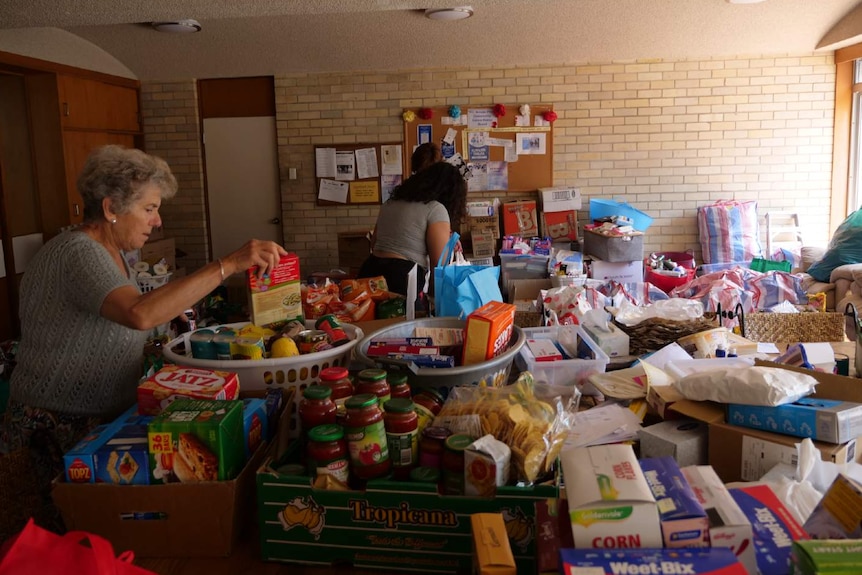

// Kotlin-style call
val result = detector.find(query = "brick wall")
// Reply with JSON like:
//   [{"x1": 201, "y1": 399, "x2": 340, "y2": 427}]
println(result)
[{"x1": 141, "y1": 54, "x2": 835, "y2": 274}]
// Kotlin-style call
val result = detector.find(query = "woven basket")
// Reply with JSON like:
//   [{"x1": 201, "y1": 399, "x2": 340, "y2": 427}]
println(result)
[
  {"x1": 0, "y1": 448, "x2": 41, "y2": 542},
  {"x1": 614, "y1": 314, "x2": 718, "y2": 357},
  {"x1": 744, "y1": 311, "x2": 846, "y2": 343}
]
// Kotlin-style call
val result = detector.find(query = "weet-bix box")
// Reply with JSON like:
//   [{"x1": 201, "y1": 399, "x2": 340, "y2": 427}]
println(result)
[
  {"x1": 639, "y1": 456, "x2": 709, "y2": 548},
  {"x1": 559, "y1": 548, "x2": 747, "y2": 575},
  {"x1": 561, "y1": 444, "x2": 662, "y2": 549},
  {"x1": 681, "y1": 465, "x2": 757, "y2": 575},
  {"x1": 729, "y1": 484, "x2": 809, "y2": 575}
]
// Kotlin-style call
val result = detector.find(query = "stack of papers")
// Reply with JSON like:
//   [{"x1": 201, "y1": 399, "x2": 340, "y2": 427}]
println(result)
[{"x1": 564, "y1": 403, "x2": 643, "y2": 449}]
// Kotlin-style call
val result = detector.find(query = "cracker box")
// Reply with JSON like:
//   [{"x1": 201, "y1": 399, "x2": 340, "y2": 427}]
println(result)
[
  {"x1": 560, "y1": 548, "x2": 747, "y2": 574},
  {"x1": 63, "y1": 405, "x2": 145, "y2": 484},
  {"x1": 638, "y1": 456, "x2": 709, "y2": 548},
  {"x1": 541, "y1": 210, "x2": 578, "y2": 242},
  {"x1": 727, "y1": 398, "x2": 862, "y2": 444},
  {"x1": 502, "y1": 200, "x2": 538, "y2": 237},
  {"x1": 247, "y1": 253, "x2": 303, "y2": 327},
  {"x1": 729, "y1": 484, "x2": 809, "y2": 575},
  {"x1": 137, "y1": 365, "x2": 240, "y2": 416},
  {"x1": 463, "y1": 301, "x2": 516, "y2": 366},
  {"x1": 803, "y1": 473, "x2": 862, "y2": 540},
  {"x1": 95, "y1": 422, "x2": 152, "y2": 485},
  {"x1": 242, "y1": 398, "x2": 269, "y2": 459},
  {"x1": 681, "y1": 465, "x2": 757, "y2": 575},
  {"x1": 791, "y1": 539, "x2": 862, "y2": 575},
  {"x1": 147, "y1": 399, "x2": 244, "y2": 483},
  {"x1": 561, "y1": 444, "x2": 662, "y2": 549},
  {"x1": 471, "y1": 513, "x2": 516, "y2": 575}
]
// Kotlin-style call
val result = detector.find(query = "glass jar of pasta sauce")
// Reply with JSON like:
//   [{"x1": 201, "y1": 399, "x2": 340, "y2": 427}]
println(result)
[
  {"x1": 298, "y1": 385, "x2": 337, "y2": 432},
  {"x1": 306, "y1": 424, "x2": 349, "y2": 484},
  {"x1": 418, "y1": 426, "x2": 452, "y2": 470},
  {"x1": 412, "y1": 387, "x2": 445, "y2": 434},
  {"x1": 344, "y1": 394, "x2": 391, "y2": 481},
  {"x1": 355, "y1": 368, "x2": 391, "y2": 406},
  {"x1": 387, "y1": 371, "x2": 411, "y2": 400},
  {"x1": 442, "y1": 434, "x2": 474, "y2": 495},
  {"x1": 383, "y1": 398, "x2": 419, "y2": 480},
  {"x1": 320, "y1": 366, "x2": 353, "y2": 424}
]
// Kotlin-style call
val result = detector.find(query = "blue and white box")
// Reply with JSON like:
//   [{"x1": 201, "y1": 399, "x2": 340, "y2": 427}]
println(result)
[
  {"x1": 639, "y1": 456, "x2": 709, "y2": 548},
  {"x1": 727, "y1": 398, "x2": 862, "y2": 444},
  {"x1": 95, "y1": 422, "x2": 153, "y2": 485},
  {"x1": 242, "y1": 397, "x2": 269, "y2": 458}
]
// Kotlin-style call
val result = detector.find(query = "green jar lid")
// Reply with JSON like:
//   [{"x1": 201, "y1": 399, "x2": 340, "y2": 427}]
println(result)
[
  {"x1": 445, "y1": 434, "x2": 474, "y2": 452},
  {"x1": 410, "y1": 466, "x2": 441, "y2": 483},
  {"x1": 415, "y1": 387, "x2": 445, "y2": 403},
  {"x1": 358, "y1": 368, "x2": 387, "y2": 382},
  {"x1": 383, "y1": 398, "x2": 415, "y2": 413},
  {"x1": 387, "y1": 371, "x2": 409, "y2": 385},
  {"x1": 303, "y1": 384, "x2": 332, "y2": 400},
  {"x1": 276, "y1": 463, "x2": 307, "y2": 476},
  {"x1": 345, "y1": 393, "x2": 379, "y2": 409},
  {"x1": 308, "y1": 424, "x2": 344, "y2": 443}
]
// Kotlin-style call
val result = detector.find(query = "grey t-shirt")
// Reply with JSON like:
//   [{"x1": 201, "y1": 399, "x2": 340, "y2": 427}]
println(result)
[
  {"x1": 10, "y1": 230, "x2": 147, "y2": 417},
  {"x1": 373, "y1": 199, "x2": 450, "y2": 268}
]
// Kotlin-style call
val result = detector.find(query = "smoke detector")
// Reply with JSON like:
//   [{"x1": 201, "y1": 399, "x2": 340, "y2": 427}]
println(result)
[
  {"x1": 152, "y1": 19, "x2": 202, "y2": 33},
  {"x1": 424, "y1": 6, "x2": 474, "y2": 21}
]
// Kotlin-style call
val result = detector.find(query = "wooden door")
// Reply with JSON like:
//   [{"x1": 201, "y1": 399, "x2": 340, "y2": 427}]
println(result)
[{"x1": 62, "y1": 132, "x2": 136, "y2": 224}]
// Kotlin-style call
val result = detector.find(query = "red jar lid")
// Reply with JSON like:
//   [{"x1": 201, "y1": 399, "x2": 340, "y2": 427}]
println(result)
[{"x1": 320, "y1": 366, "x2": 350, "y2": 381}]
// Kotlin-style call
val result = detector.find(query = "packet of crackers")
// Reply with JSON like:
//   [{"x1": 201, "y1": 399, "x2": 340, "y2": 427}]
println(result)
[{"x1": 434, "y1": 372, "x2": 579, "y2": 484}]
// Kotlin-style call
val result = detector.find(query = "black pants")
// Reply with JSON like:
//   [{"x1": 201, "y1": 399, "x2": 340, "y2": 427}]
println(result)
[{"x1": 357, "y1": 255, "x2": 426, "y2": 298}]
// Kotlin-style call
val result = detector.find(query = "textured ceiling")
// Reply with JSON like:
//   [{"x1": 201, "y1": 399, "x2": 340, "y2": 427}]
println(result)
[{"x1": 0, "y1": 0, "x2": 860, "y2": 81}]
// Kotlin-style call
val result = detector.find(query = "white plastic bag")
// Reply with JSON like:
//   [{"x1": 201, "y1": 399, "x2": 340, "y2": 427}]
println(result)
[{"x1": 673, "y1": 366, "x2": 817, "y2": 406}]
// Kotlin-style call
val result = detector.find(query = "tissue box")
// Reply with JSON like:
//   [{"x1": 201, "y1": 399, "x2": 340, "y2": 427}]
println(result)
[
  {"x1": 803, "y1": 473, "x2": 862, "y2": 540},
  {"x1": 582, "y1": 322, "x2": 629, "y2": 358},
  {"x1": 726, "y1": 398, "x2": 862, "y2": 444},
  {"x1": 638, "y1": 419, "x2": 708, "y2": 467}
]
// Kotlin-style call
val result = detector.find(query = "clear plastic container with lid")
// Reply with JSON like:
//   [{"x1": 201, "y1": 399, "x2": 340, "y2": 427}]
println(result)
[
  {"x1": 344, "y1": 393, "x2": 391, "y2": 480},
  {"x1": 383, "y1": 398, "x2": 419, "y2": 480},
  {"x1": 355, "y1": 368, "x2": 391, "y2": 406},
  {"x1": 307, "y1": 424, "x2": 349, "y2": 484}
]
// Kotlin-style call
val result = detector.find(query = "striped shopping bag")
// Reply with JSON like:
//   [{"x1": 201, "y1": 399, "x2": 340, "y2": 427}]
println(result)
[{"x1": 697, "y1": 200, "x2": 763, "y2": 264}]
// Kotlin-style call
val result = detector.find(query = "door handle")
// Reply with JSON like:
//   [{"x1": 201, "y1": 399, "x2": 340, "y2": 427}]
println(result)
[{"x1": 270, "y1": 218, "x2": 281, "y2": 225}]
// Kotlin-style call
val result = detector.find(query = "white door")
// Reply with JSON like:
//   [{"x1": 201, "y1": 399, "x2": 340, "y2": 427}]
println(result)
[{"x1": 202, "y1": 116, "x2": 282, "y2": 268}]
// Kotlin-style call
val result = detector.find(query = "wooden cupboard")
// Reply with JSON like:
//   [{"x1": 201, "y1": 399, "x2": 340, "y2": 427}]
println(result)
[{"x1": 58, "y1": 75, "x2": 140, "y2": 132}]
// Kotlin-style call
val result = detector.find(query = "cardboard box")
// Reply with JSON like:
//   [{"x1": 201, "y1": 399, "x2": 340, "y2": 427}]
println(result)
[
  {"x1": 538, "y1": 186, "x2": 581, "y2": 213},
  {"x1": 471, "y1": 230, "x2": 497, "y2": 258},
  {"x1": 559, "y1": 548, "x2": 747, "y2": 575},
  {"x1": 646, "y1": 384, "x2": 687, "y2": 420},
  {"x1": 726, "y1": 398, "x2": 862, "y2": 444},
  {"x1": 502, "y1": 200, "x2": 538, "y2": 237},
  {"x1": 680, "y1": 465, "x2": 757, "y2": 575},
  {"x1": 561, "y1": 444, "x2": 662, "y2": 549},
  {"x1": 471, "y1": 513, "x2": 516, "y2": 575},
  {"x1": 638, "y1": 419, "x2": 708, "y2": 467},
  {"x1": 541, "y1": 210, "x2": 577, "y2": 242},
  {"x1": 465, "y1": 435, "x2": 511, "y2": 497},
  {"x1": 803, "y1": 473, "x2": 862, "y2": 539},
  {"x1": 728, "y1": 484, "x2": 809, "y2": 575},
  {"x1": 53, "y1": 388, "x2": 294, "y2": 558},
  {"x1": 583, "y1": 228, "x2": 645, "y2": 262},
  {"x1": 137, "y1": 365, "x2": 240, "y2": 416},
  {"x1": 791, "y1": 540, "x2": 862, "y2": 574},
  {"x1": 256, "y1": 455, "x2": 556, "y2": 573},
  {"x1": 508, "y1": 278, "x2": 551, "y2": 329},
  {"x1": 468, "y1": 214, "x2": 501, "y2": 240},
  {"x1": 463, "y1": 301, "x2": 516, "y2": 365},
  {"x1": 589, "y1": 258, "x2": 644, "y2": 283},
  {"x1": 638, "y1": 456, "x2": 709, "y2": 548},
  {"x1": 140, "y1": 237, "x2": 176, "y2": 270},
  {"x1": 247, "y1": 253, "x2": 303, "y2": 327},
  {"x1": 466, "y1": 199, "x2": 498, "y2": 217}
]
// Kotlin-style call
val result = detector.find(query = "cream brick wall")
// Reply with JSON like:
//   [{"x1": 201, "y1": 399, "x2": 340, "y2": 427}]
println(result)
[{"x1": 141, "y1": 53, "x2": 835, "y2": 275}]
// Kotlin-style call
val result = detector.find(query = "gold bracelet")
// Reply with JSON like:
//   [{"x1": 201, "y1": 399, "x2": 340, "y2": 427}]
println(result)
[{"x1": 218, "y1": 259, "x2": 226, "y2": 282}]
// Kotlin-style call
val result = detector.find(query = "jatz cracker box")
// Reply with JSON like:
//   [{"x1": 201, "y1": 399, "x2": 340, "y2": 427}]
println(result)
[
  {"x1": 147, "y1": 399, "x2": 244, "y2": 483},
  {"x1": 561, "y1": 444, "x2": 662, "y2": 549},
  {"x1": 638, "y1": 456, "x2": 709, "y2": 548},
  {"x1": 463, "y1": 301, "x2": 516, "y2": 366},
  {"x1": 559, "y1": 548, "x2": 748, "y2": 575},
  {"x1": 729, "y1": 484, "x2": 809, "y2": 575},
  {"x1": 137, "y1": 365, "x2": 240, "y2": 416},
  {"x1": 247, "y1": 253, "x2": 303, "y2": 327}
]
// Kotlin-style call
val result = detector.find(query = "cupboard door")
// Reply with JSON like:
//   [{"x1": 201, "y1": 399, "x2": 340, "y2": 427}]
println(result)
[
  {"x1": 58, "y1": 75, "x2": 140, "y2": 132},
  {"x1": 62, "y1": 132, "x2": 136, "y2": 224}
]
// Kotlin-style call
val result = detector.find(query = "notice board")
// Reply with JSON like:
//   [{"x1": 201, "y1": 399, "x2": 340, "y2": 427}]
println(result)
[
  {"x1": 402, "y1": 104, "x2": 554, "y2": 193},
  {"x1": 314, "y1": 142, "x2": 404, "y2": 206}
]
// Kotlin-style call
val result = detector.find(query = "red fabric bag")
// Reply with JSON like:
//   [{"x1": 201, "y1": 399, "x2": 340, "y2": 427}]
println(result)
[{"x1": 0, "y1": 519, "x2": 155, "y2": 575}]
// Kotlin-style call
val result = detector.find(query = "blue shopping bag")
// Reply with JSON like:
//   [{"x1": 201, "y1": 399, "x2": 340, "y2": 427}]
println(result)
[{"x1": 434, "y1": 233, "x2": 502, "y2": 318}]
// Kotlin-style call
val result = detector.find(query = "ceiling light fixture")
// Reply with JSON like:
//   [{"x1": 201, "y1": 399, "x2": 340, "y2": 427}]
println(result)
[
  {"x1": 151, "y1": 19, "x2": 202, "y2": 33},
  {"x1": 424, "y1": 6, "x2": 474, "y2": 21}
]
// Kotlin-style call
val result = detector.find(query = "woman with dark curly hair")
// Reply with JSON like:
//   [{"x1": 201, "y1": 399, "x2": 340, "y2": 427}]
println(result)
[{"x1": 358, "y1": 161, "x2": 467, "y2": 296}]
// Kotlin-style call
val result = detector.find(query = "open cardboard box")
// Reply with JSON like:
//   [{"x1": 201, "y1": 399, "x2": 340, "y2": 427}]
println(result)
[
  {"x1": 51, "y1": 387, "x2": 294, "y2": 558},
  {"x1": 669, "y1": 362, "x2": 862, "y2": 483}
]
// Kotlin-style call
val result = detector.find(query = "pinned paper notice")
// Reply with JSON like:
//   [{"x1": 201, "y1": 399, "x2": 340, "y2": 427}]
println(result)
[
  {"x1": 315, "y1": 147, "x2": 336, "y2": 178},
  {"x1": 381, "y1": 145, "x2": 402, "y2": 175},
  {"x1": 355, "y1": 147, "x2": 379, "y2": 179},
  {"x1": 335, "y1": 151, "x2": 355, "y2": 181},
  {"x1": 487, "y1": 137, "x2": 510, "y2": 147},
  {"x1": 319, "y1": 179, "x2": 349, "y2": 203},
  {"x1": 504, "y1": 142, "x2": 518, "y2": 163},
  {"x1": 443, "y1": 128, "x2": 458, "y2": 145},
  {"x1": 516, "y1": 132, "x2": 547, "y2": 155},
  {"x1": 515, "y1": 114, "x2": 530, "y2": 127}
]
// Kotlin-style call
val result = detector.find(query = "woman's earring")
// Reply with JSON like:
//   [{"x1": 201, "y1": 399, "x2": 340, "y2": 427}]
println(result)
[{"x1": 111, "y1": 218, "x2": 117, "y2": 224}]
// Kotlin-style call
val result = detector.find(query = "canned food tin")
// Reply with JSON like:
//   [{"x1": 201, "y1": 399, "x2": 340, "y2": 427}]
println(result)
[
  {"x1": 295, "y1": 329, "x2": 332, "y2": 354},
  {"x1": 230, "y1": 335, "x2": 265, "y2": 360},
  {"x1": 212, "y1": 329, "x2": 236, "y2": 361},
  {"x1": 315, "y1": 314, "x2": 350, "y2": 346},
  {"x1": 189, "y1": 328, "x2": 217, "y2": 360}
]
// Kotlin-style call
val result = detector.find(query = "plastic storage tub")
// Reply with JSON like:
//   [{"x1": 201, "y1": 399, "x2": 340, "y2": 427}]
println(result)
[
  {"x1": 589, "y1": 198, "x2": 653, "y2": 232},
  {"x1": 515, "y1": 325, "x2": 609, "y2": 393},
  {"x1": 162, "y1": 320, "x2": 363, "y2": 436},
  {"x1": 354, "y1": 317, "x2": 525, "y2": 390}
]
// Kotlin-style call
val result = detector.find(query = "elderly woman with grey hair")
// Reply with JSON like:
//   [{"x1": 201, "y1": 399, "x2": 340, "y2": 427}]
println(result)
[{"x1": 2, "y1": 145, "x2": 285, "y2": 526}]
